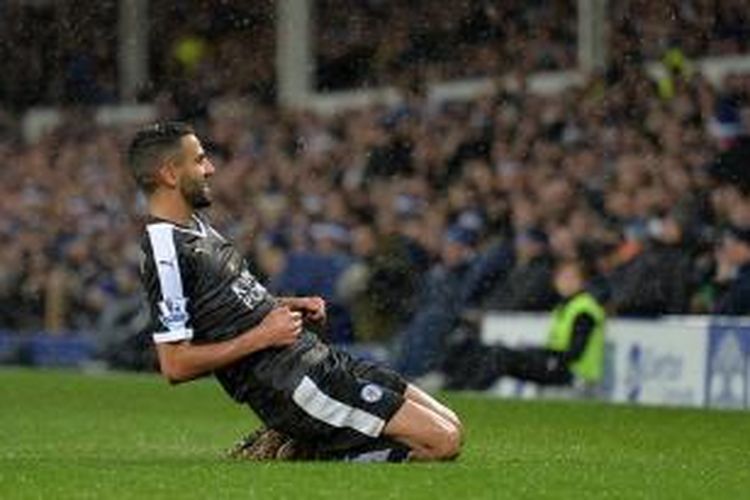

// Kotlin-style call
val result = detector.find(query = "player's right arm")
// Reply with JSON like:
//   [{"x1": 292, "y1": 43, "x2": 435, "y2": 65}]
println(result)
[
  {"x1": 141, "y1": 223, "x2": 302, "y2": 384},
  {"x1": 155, "y1": 307, "x2": 302, "y2": 384}
]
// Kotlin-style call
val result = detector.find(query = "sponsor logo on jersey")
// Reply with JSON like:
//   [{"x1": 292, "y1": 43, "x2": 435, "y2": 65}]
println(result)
[{"x1": 231, "y1": 270, "x2": 270, "y2": 310}]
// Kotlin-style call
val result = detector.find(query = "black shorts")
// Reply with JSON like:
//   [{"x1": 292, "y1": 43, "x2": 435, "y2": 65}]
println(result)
[{"x1": 247, "y1": 344, "x2": 408, "y2": 453}]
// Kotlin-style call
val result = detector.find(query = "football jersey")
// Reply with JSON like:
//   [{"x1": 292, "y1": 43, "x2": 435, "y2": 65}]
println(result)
[{"x1": 139, "y1": 213, "x2": 318, "y2": 401}]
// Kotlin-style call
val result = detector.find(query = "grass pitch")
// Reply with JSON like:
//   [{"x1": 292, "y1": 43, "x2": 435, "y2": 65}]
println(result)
[{"x1": 0, "y1": 368, "x2": 748, "y2": 499}]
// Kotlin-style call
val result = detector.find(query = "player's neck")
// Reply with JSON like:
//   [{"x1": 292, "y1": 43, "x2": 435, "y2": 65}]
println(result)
[{"x1": 148, "y1": 191, "x2": 194, "y2": 226}]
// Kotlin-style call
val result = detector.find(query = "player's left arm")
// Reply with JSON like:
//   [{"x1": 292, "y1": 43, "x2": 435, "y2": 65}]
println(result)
[{"x1": 276, "y1": 296, "x2": 326, "y2": 324}]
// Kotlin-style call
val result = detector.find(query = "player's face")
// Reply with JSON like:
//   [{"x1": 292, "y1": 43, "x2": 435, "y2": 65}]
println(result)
[{"x1": 177, "y1": 134, "x2": 215, "y2": 209}]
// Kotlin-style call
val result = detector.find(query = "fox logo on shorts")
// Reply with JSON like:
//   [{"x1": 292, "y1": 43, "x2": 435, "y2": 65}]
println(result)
[{"x1": 360, "y1": 384, "x2": 383, "y2": 403}]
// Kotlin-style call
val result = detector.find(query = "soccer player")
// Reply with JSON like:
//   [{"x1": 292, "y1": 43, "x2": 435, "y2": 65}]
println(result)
[{"x1": 128, "y1": 122, "x2": 462, "y2": 462}]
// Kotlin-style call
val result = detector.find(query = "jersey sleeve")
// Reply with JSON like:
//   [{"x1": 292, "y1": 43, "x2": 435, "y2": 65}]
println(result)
[{"x1": 141, "y1": 223, "x2": 195, "y2": 344}]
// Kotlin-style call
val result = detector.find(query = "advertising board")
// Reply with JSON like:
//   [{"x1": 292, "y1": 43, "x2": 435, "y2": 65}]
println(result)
[{"x1": 482, "y1": 314, "x2": 750, "y2": 410}]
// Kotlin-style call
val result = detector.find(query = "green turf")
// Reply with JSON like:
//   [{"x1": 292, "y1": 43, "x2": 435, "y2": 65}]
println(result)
[{"x1": 0, "y1": 368, "x2": 748, "y2": 499}]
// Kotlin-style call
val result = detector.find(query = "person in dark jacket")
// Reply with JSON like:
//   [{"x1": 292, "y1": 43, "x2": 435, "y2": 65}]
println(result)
[
  {"x1": 395, "y1": 225, "x2": 478, "y2": 378},
  {"x1": 481, "y1": 228, "x2": 557, "y2": 312},
  {"x1": 611, "y1": 213, "x2": 694, "y2": 316},
  {"x1": 713, "y1": 225, "x2": 750, "y2": 315}
]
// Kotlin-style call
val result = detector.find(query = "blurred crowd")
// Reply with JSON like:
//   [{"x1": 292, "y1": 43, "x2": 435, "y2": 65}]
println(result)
[
  {"x1": 315, "y1": 0, "x2": 577, "y2": 90},
  {"x1": 611, "y1": 0, "x2": 750, "y2": 62},
  {"x1": 318, "y1": 0, "x2": 750, "y2": 90},
  {"x1": 2, "y1": 54, "x2": 750, "y2": 343},
  {"x1": 0, "y1": 123, "x2": 141, "y2": 333},
  {"x1": 0, "y1": 0, "x2": 276, "y2": 110},
  {"x1": 0, "y1": 2, "x2": 118, "y2": 110},
  {"x1": 2, "y1": 0, "x2": 750, "y2": 109},
  {"x1": 2, "y1": 0, "x2": 750, "y2": 374}
]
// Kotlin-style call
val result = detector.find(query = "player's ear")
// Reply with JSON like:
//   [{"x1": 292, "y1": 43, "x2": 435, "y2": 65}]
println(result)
[{"x1": 156, "y1": 159, "x2": 180, "y2": 189}]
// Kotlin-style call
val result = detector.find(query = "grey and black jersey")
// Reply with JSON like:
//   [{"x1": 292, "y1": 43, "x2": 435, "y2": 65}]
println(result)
[
  {"x1": 140, "y1": 214, "x2": 275, "y2": 345},
  {"x1": 139, "y1": 213, "x2": 318, "y2": 401}
]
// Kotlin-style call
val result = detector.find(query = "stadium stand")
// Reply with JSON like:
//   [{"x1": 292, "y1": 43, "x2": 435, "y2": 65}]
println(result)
[
  {"x1": 2, "y1": 68, "x2": 750, "y2": 331},
  {"x1": 6, "y1": 1, "x2": 748, "y2": 109},
  {"x1": 1, "y1": 1, "x2": 750, "y2": 373},
  {"x1": 611, "y1": 0, "x2": 750, "y2": 61},
  {"x1": 315, "y1": 0, "x2": 577, "y2": 89}
]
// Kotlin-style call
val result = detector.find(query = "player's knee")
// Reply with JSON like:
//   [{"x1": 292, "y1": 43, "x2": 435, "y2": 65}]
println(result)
[
  {"x1": 447, "y1": 424, "x2": 462, "y2": 458},
  {"x1": 436, "y1": 403, "x2": 463, "y2": 437},
  {"x1": 449, "y1": 410, "x2": 464, "y2": 436},
  {"x1": 431, "y1": 424, "x2": 461, "y2": 460}
]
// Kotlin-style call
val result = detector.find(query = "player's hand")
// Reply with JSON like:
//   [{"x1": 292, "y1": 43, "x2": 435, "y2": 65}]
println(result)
[
  {"x1": 284, "y1": 296, "x2": 327, "y2": 324},
  {"x1": 255, "y1": 307, "x2": 303, "y2": 348}
]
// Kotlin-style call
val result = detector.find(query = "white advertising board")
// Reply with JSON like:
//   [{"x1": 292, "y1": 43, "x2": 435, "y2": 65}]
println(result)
[
  {"x1": 606, "y1": 319, "x2": 707, "y2": 407},
  {"x1": 481, "y1": 314, "x2": 750, "y2": 410}
]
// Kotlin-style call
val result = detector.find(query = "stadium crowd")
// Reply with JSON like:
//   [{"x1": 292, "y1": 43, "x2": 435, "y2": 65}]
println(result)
[
  {"x1": 2, "y1": 55, "x2": 750, "y2": 339},
  {"x1": 2, "y1": 0, "x2": 750, "y2": 375},
  {"x1": 3, "y1": 0, "x2": 750, "y2": 108},
  {"x1": 315, "y1": 0, "x2": 577, "y2": 90},
  {"x1": 317, "y1": 0, "x2": 750, "y2": 89}
]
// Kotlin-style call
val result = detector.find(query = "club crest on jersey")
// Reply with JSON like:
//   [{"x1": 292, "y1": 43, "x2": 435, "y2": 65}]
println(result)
[
  {"x1": 360, "y1": 383, "x2": 383, "y2": 403},
  {"x1": 158, "y1": 298, "x2": 189, "y2": 330}
]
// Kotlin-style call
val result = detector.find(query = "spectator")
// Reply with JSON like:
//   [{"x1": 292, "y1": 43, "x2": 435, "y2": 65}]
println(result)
[
  {"x1": 444, "y1": 259, "x2": 607, "y2": 391},
  {"x1": 610, "y1": 213, "x2": 695, "y2": 316},
  {"x1": 270, "y1": 222, "x2": 354, "y2": 342},
  {"x1": 395, "y1": 225, "x2": 478, "y2": 378},
  {"x1": 337, "y1": 222, "x2": 428, "y2": 342},
  {"x1": 712, "y1": 225, "x2": 750, "y2": 315},
  {"x1": 481, "y1": 228, "x2": 557, "y2": 312}
]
